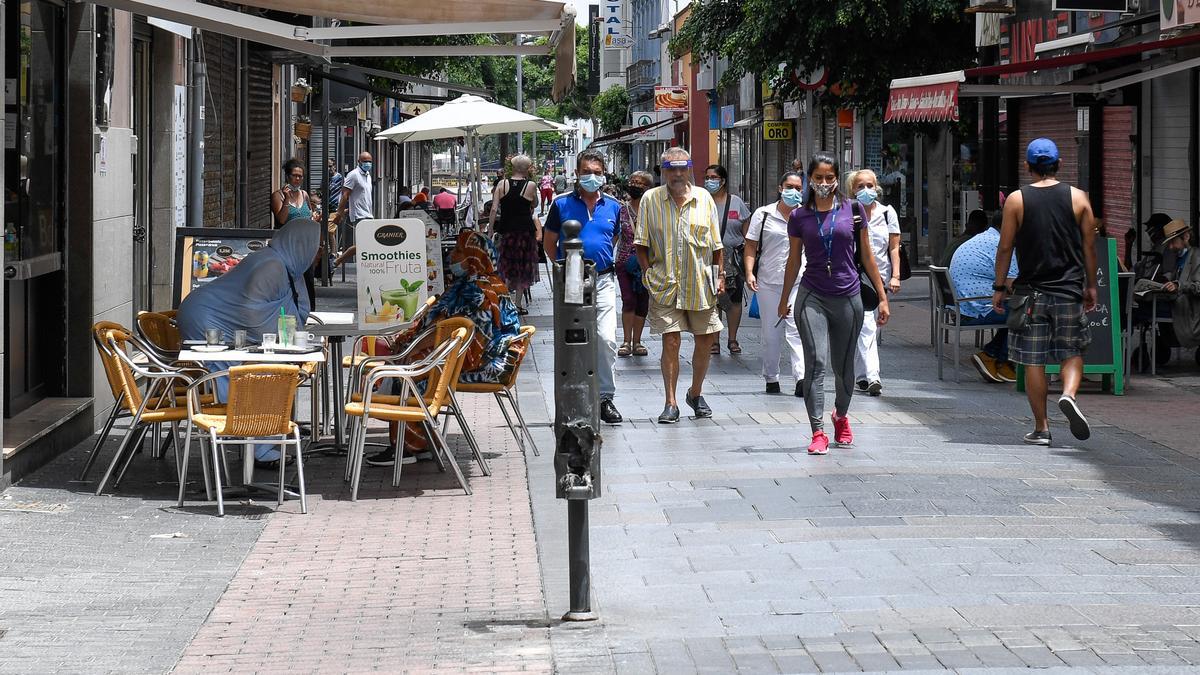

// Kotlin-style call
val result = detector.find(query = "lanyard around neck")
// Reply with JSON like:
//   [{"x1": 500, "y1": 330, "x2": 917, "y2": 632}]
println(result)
[{"x1": 816, "y1": 200, "x2": 842, "y2": 273}]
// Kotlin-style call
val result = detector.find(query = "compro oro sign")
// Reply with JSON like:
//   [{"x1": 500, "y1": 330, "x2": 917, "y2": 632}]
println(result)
[
  {"x1": 763, "y1": 121, "x2": 794, "y2": 141},
  {"x1": 355, "y1": 218, "x2": 430, "y2": 330}
]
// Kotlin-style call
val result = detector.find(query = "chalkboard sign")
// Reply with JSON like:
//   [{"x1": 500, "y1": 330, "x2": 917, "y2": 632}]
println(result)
[{"x1": 1019, "y1": 236, "x2": 1125, "y2": 395}]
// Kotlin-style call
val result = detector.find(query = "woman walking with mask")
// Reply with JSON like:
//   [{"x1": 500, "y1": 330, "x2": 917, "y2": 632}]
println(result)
[
  {"x1": 846, "y1": 169, "x2": 902, "y2": 397},
  {"x1": 778, "y1": 153, "x2": 891, "y2": 455},
  {"x1": 705, "y1": 164, "x2": 752, "y2": 354},
  {"x1": 744, "y1": 172, "x2": 807, "y2": 395}
]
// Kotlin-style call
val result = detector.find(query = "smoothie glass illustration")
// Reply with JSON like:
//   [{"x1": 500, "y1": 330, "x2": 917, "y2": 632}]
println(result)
[{"x1": 380, "y1": 280, "x2": 423, "y2": 321}]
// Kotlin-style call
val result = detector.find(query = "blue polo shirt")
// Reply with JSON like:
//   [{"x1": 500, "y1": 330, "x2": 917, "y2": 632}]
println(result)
[
  {"x1": 543, "y1": 191, "x2": 621, "y2": 273},
  {"x1": 950, "y1": 227, "x2": 1019, "y2": 319}
]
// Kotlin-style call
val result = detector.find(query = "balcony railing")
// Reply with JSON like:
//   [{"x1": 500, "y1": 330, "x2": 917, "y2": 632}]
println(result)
[{"x1": 627, "y1": 59, "x2": 658, "y2": 91}]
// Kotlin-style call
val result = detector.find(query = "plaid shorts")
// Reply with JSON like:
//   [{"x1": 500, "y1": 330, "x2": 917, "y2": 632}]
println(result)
[{"x1": 1007, "y1": 292, "x2": 1091, "y2": 366}]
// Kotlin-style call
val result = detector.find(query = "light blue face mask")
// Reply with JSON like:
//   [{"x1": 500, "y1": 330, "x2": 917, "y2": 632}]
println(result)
[
  {"x1": 781, "y1": 188, "x2": 803, "y2": 208},
  {"x1": 578, "y1": 173, "x2": 606, "y2": 193},
  {"x1": 360, "y1": 161, "x2": 373, "y2": 174},
  {"x1": 704, "y1": 179, "x2": 722, "y2": 193},
  {"x1": 856, "y1": 187, "x2": 878, "y2": 206}
]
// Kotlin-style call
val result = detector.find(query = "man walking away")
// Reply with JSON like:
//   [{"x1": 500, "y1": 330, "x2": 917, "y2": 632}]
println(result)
[
  {"x1": 634, "y1": 147, "x2": 725, "y2": 424},
  {"x1": 543, "y1": 149, "x2": 624, "y2": 425},
  {"x1": 993, "y1": 138, "x2": 1097, "y2": 446}
]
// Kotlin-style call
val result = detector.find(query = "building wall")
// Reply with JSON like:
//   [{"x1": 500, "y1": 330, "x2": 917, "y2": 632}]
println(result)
[
  {"x1": 149, "y1": 31, "x2": 187, "y2": 310},
  {"x1": 1150, "y1": 71, "x2": 1191, "y2": 228},
  {"x1": 91, "y1": 11, "x2": 136, "y2": 429}
]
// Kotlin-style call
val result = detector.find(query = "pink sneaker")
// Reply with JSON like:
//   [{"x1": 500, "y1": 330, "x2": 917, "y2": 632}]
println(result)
[
  {"x1": 832, "y1": 413, "x2": 853, "y2": 446},
  {"x1": 807, "y1": 431, "x2": 830, "y2": 455}
]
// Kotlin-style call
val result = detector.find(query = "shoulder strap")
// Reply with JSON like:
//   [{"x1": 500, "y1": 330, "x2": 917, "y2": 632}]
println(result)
[
  {"x1": 718, "y1": 196, "x2": 731, "y2": 238},
  {"x1": 850, "y1": 200, "x2": 865, "y2": 263}
]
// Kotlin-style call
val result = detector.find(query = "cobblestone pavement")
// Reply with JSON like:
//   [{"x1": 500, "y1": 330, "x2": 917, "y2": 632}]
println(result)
[
  {"x1": 520, "y1": 278, "x2": 1200, "y2": 672},
  {"x1": 5, "y1": 273, "x2": 1200, "y2": 673}
]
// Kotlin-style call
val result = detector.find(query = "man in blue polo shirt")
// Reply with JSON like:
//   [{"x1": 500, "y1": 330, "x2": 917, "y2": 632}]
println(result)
[{"x1": 543, "y1": 148, "x2": 624, "y2": 424}]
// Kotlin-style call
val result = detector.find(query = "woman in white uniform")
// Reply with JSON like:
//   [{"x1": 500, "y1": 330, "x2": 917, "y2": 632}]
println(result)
[
  {"x1": 846, "y1": 168, "x2": 902, "y2": 396},
  {"x1": 743, "y1": 171, "x2": 807, "y2": 396}
]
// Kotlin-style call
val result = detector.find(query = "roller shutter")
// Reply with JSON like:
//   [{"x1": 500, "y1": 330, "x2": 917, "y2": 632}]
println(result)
[
  {"x1": 1101, "y1": 106, "x2": 1135, "y2": 261},
  {"x1": 201, "y1": 33, "x2": 238, "y2": 228},
  {"x1": 244, "y1": 51, "x2": 274, "y2": 229},
  {"x1": 1150, "y1": 71, "x2": 1191, "y2": 227},
  {"x1": 1017, "y1": 96, "x2": 1078, "y2": 187}
]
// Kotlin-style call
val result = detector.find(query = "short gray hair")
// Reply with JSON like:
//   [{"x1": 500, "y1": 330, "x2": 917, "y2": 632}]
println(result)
[
  {"x1": 661, "y1": 146, "x2": 691, "y2": 163},
  {"x1": 576, "y1": 149, "x2": 608, "y2": 172},
  {"x1": 630, "y1": 170, "x2": 654, "y2": 185},
  {"x1": 510, "y1": 154, "x2": 533, "y2": 174}
]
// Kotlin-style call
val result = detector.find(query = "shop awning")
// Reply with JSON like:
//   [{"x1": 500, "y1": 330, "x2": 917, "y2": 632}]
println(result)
[
  {"x1": 964, "y1": 30, "x2": 1200, "y2": 79},
  {"x1": 94, "y1": 0, "x2": 578, "y2": 101},
  {"x1": 589, "y1": 114, "x2": 685, "y2": 147},
  {"x1": 884, "y1": 71, "x2": 965, "y2": 123}
]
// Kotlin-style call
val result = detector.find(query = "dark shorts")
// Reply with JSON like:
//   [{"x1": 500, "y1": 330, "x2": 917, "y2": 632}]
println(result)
[
  {"x1": 616, "y1": 267, "x2": 649, "y2": 318},
  {"x1": 1008, "y1": 292, "x2": 1091, "y2": 366}
]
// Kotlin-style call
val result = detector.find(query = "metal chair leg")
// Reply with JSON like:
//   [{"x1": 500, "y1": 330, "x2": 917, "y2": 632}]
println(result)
[
  {"x1": 113, "y1": 425, "x2": 150, "y2": 489},
  {"x1": 448, "y1": 392, "x2": 488, "y2": 476},
  {"x1": 506, "y1": 391, "x2": 541, "y2": 457},
  {"x1": 178, "y1": 422, "x2": 194, "y2": 507},
  {"x1": 427, "y1": 419, "x2": 471, "y2": 495},
  {"x1": 392, "y1": 422, "x2": 408, "y2": 487},
  {"x1": 292, "y1": 428, "x2": 307, "y2": 514},
  {"x1": 350, "y1": 416, "x2": 368, "y2": 502},
  {"x1": 211, "y1": 430, "x2": 226, "y2": 517},
  {"x1": 495, "y1": 391, "x2": 528, "y2": 454},
  {"x1": 79, "y1": 402, "x2": 122, "y2": 481},
  {"x1": 95, "y1": 424, "x2": 142, "y2": 495}
]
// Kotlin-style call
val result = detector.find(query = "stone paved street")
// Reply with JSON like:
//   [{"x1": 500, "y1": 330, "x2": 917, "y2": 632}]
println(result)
[{"x1": 3, "y1": 273, "x2": 1200, "y2": 673}]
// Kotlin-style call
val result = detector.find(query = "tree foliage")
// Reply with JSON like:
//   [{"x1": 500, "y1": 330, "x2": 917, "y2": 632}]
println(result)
[
  {"x1": 670, "y1": 0, "x2": 976, "y2": 110},
  {"x1": 592, "y1": 86, "x2": 631, "y2": 134}
]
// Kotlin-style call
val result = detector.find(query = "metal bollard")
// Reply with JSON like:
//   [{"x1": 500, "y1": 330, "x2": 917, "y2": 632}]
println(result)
[{"x1": 552, "y1": 219, "x2": 601, "y2": 622}]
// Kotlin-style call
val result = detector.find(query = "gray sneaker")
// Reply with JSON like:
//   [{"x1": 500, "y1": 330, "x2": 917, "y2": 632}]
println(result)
[
  {"x1": 685, "y1": 389, "x2": 712, "y2": 418},
  {"x1": 1023, "y1": 430, "x2": 1052, "y2": 446},
  {"x1": 658, "y1": 404, "x2": 680, "y2": 424}
]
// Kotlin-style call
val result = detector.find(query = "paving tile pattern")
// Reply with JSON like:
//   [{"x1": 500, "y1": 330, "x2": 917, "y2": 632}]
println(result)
[{"x1": 521, "y1": 282, "x2": 1200, "y2": 672}]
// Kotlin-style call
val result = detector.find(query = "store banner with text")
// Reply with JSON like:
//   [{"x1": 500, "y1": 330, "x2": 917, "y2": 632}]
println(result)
[{"x1": 355, "y1": 219, "x2": 430, "y2": 331}]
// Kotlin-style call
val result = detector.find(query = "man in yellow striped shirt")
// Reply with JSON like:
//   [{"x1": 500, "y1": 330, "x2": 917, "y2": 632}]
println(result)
[{"x1": 634, "y1": 147, "x2": 725, "y2": 424}]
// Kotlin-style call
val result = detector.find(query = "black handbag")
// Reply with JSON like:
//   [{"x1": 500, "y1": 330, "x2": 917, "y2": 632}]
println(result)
[{"x1": 851, "y1": 202, "x2": 881, "y2": 312}]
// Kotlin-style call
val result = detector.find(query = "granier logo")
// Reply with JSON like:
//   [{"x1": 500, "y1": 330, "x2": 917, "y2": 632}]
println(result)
[{"x1": 374, "y1": 224, "x2": 407, "y2": 246}]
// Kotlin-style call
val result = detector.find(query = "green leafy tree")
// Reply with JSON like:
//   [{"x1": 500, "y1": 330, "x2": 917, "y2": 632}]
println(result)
[
  {"x1": 671, "y1": 0, "x2": 976, "y2": 110},
  {"x1": 592, "y1": 86, "x2": 631, "y2": 134}
]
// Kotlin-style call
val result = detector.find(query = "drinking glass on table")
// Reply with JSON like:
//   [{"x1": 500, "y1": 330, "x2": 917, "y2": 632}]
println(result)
[
  {"x1": 205, "y1": 328, "x2": 222, "y2": 346},
  {"x1": 279, "y1": 315, "x2": 297, "y2": 347},
  {"x1": 233, "y1": 329, "x2": 248, "y2": 349},
  {"x1": 262, "y1": 333, "x2": 277, "y2": 352}
]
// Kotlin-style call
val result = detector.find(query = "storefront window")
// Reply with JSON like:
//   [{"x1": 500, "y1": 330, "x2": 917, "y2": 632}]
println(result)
[{"x1": 5, "y1": 1, "x2": 64, "y2": 261}]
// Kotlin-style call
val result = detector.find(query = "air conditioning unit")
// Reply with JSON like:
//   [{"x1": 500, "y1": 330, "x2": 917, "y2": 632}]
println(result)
[{"x1": 697, "y1": 62, "x2": 714, "y2": 90}]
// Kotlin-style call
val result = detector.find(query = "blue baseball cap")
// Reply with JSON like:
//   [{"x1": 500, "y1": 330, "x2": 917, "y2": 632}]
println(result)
[{"x1": 1026, "y1": 137, "x2": 1059, "y2": 166}]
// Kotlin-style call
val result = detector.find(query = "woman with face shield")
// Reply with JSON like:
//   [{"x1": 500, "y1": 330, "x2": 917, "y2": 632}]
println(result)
[{"x1": 743, "y1": 171, "x2": 807, "y2": 396}]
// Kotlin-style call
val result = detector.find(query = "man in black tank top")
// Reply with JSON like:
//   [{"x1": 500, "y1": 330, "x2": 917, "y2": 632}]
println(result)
[{"x1": 992, "y1": 138, "x2": 1098, "y2": 447}]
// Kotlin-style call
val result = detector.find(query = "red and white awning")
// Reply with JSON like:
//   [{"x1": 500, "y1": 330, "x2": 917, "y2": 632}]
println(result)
[{"x1": 884, "y1": 71, "x2": 965, "y2": 124}]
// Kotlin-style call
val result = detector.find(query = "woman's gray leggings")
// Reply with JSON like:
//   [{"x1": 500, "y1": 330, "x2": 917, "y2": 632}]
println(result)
[{"x1": 795, "y1": 287, "x2": 865, "y2": 431}]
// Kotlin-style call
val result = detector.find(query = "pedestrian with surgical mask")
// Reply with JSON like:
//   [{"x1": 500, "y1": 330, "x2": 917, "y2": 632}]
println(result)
[
  {"x1": 333, "y1": 150, "x2": 375, "y2": 267},
  {"x1": 846, "y1": 168, "x2": 902, "y2": 397},
  {"x1": 543, "y1": 149, "x2": 625, "y2": 425},
  {"x1": 744, "y1": 171, "x2": 807, "y2": 396},
  {"x1": 705, "y1": 164, "x2": 752, "y2": 355},
  {"x1": 778, "y1": 152, "x2": 891, "y2": 455}
]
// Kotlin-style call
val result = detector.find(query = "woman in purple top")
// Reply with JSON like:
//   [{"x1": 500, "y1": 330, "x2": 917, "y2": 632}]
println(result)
[{"x1": 777, "y1": 152, "x2": 891, "y2": 455}]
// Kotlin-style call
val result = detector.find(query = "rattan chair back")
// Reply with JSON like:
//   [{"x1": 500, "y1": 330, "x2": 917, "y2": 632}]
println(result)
[
  {"x1": 102, "y1": 326, "x2": 151, "y2": 414},
  {"x1": 426, "y1": 328, "x2": 469, "y2": 412},
  {"x1": 93, "y1": 321, "x2": 130, "y2": 402},
  {"x1": 223, "y1": 364, "x2": 300, "y2": 437},
  {"x1": 137, "y1": 311, "x2": 182, "y2": 351},
  {"x1": 426, "y1": 318, "x2": 474, "y2": 398}
]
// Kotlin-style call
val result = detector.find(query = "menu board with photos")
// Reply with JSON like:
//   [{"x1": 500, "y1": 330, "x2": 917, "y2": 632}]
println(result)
[{"x1": 173, "y1": 228, "x2": 274, "y2": 305}]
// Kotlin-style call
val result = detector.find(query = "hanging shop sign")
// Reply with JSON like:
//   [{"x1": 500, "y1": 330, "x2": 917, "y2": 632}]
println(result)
[
  {"x1": 884, "y1": 72, "x2": 964, "y2": 123},
  {"x1": 355, "y1": 218, "x2": 433, "y2": 330},
  {"x1": 603, "y1": 0, "x2": 631, "y2": 49},
  {"x1": 1162, "y1": 0, "x2": 1200, "y2": 29},
  {"x1": 654, "y1": 86, "x2": 689, "y2": 111},
  {"x1": 763, "y1": 121, "x2": 793, "y2": 141},
  {"x1": 1053, "y1": 0, "x2": 1126, "y2": 10}
]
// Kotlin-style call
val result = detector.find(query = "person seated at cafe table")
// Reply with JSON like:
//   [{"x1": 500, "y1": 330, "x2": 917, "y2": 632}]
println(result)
[
  {"x1": 364, "y1": 230, "x2": 527, "y2": 467},
  {"x1": 176, "y1": 218, "x2": 321, "y2": 467}
]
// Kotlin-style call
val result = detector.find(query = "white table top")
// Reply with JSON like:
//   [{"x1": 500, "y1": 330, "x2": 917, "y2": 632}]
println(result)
[{"x1": 178, "y1": 347, "x2": 326, "y2": 363}]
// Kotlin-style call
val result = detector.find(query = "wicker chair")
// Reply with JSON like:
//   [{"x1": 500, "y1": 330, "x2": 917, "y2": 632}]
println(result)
[
  {"x1": 90, "y1": 326, "x2": 214, "y2": 496},
  {"x1": 340, "y1": 295, "x2": 438, "y2": 374},
  {"x1": 136, "y1": 310, "x2": 182, "y2": 353},
  {"x1": 344, "y1": 328, "x2": 470, "y2": 500},
  {"x1": 347, "y1": 317, "x2": 487, "y2": 477},
  {"x1": 180, "y1": 364, "x2": 306, "y2": 516},
  {"x1": 454, "y1": 325, "x2": 539, "y2": 457}
]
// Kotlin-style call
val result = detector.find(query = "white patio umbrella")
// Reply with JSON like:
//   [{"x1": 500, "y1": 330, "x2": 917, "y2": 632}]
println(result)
[{"x1": 376, "y1": 95, "x2": 571, "y2": 223}]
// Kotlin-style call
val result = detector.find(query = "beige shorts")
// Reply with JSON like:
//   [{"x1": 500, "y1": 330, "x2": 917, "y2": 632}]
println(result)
[{"x1": 648, "y1": 297, "x2": 724, "y2": 336}]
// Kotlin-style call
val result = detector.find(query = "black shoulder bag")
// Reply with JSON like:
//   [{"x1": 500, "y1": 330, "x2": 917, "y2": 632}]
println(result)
[
  {"x1": 851, "y1": 201, "x2": 881, "y2": 312},
  {"x1": 886, "y1": 207, "x2": 913, "y2": 281}
]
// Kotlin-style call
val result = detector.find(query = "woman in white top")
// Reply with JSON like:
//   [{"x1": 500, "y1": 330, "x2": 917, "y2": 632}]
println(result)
[
  {"x1": 845, "y1": 169, "x2": 902, "y2": 396},
  {"x1": 743, "y1": 171, "x2": 807, "y2": 396}
]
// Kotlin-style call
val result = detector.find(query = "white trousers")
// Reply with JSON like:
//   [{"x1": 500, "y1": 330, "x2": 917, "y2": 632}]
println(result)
[
  {"x1": 854, "y1": 309, "x2": 880, "y2": 383},
  {"x1": 595, "y1": 273, "x2": 618, "y2": 400},
  {"x1": 755, "y1": 282, "x2": 805, "y2": 383}
]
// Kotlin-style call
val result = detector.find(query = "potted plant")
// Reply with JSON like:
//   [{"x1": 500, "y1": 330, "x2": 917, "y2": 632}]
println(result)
[
  {"x1": 294, "y1": 115, "x2": 311, "y2": 140},
  {"x1": 290, "y1": 78, "x2": 311, "y2": 103}
]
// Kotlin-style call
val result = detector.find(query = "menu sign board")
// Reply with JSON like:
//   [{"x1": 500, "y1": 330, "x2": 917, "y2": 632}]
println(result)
[
  {"x1": 355, "y1": 218, "x2": 431, "y2": 331},
  {"x1": 173, "y1": 228, "x2": 274, "y2": 305}
]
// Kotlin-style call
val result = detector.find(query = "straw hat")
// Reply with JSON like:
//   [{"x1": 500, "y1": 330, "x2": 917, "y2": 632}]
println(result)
[{"x1": 1163, "y1": 219, "x2": 1190, "y2": 243}]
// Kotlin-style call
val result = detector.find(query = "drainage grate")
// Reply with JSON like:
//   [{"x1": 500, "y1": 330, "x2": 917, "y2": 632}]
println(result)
[{"x1": 0, "y1": 501, "x2": 71, "y2": 514}]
